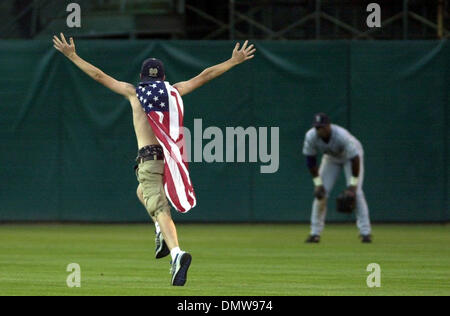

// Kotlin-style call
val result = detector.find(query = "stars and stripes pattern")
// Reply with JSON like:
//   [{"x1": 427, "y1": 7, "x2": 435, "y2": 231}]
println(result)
[{"x1": 136, "y1": 81, "x2": 196, "y2": 213}]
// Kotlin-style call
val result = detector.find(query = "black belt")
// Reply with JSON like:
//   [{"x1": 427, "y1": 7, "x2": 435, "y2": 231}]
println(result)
[
  {"x1": 136, "y1": 155, "x2": 164, "y2": 164},
  {"x1": 136, "y1": 145, "x2": 164, "y2": 164}
]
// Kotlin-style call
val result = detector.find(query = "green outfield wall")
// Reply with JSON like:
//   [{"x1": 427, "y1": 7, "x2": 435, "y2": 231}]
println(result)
[{"x1": 0, "y1": 40, "x2": 448, "y2": 222}]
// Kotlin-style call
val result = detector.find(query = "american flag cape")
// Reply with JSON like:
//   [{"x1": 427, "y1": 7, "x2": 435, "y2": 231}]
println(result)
[{"x1": 136, "y1": 80, "x2": 196, "y2": 213}]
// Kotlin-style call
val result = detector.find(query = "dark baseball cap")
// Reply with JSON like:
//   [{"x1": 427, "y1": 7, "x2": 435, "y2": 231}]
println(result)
[
  {"x1": 140, "y1": 58, "x2": 165, "y2": 81},
  {"x1": 312, "y1": 113, "x2": 331, "y2": 127}
]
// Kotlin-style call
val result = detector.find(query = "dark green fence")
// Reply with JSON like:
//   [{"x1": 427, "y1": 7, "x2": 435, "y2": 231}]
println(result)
[{"x1": 0, "y1": 40, "x2": 448, "y2": 222}]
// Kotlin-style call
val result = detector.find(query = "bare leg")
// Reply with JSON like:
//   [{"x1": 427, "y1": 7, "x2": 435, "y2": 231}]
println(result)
[
  {"x1": 135, "y1": 161, "x2": 190, "y2": 285},
  {"x1": 137, "y1": 184, "x2": 179, "y2": 250},
  {"x1": 154, "y1": 211, "x2": 179, "y2": 250}
]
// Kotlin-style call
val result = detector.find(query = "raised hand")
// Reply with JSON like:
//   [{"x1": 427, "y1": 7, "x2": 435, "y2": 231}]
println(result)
[
  {"x1": 53, "y1": 33, "x2": 76, "y2": 58},
  {"x1": 231, "y1": 40, "x2": 256, "y2": 64}
]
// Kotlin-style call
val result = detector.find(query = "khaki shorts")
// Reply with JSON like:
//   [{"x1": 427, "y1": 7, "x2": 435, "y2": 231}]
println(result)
[{"x1": 136, "y1": 160, "x2": 171, "y2": 217}]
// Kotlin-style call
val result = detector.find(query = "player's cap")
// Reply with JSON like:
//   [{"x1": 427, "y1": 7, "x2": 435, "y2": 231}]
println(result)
[
  {"x1": 312, "y1": 113, "x2": 331, "y2": 127},
  {"x1": 140, "y1": 58, "x2": 165, "y2": 81}
]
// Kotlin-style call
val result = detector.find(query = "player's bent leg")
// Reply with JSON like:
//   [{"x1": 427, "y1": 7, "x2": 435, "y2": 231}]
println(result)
[
  {"x1": 343, "y1": 155, "x2": 372, "y2": 242},
  {"x1": 355, "y1": 190, "x2": 372, "y2": 242},
  {"x1": 308, "y1": 157, "x2": 341, "y2": 240},
  {"x1": 310, "y1": 197, "x2": 328, "y2": 237}
]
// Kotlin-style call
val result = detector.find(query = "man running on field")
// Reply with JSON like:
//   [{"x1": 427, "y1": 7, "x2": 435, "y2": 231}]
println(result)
[{"x1": 53, "y1": 33, "x2": 256, "y2": 286}]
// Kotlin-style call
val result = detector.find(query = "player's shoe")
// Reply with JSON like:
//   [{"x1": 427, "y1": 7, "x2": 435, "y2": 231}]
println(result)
[
  {"x1": 360, "y1": 234, "x2": 372, "y2": 243},
  {"x1": 170, "y1": 251, "x2": 192, "y2": 286},
  {"x1": 155, "y1": 232, "x2": 170, "y2": 259},
  {"x1": 305, "y1": 235, "x2": 320, "y2": 243}
]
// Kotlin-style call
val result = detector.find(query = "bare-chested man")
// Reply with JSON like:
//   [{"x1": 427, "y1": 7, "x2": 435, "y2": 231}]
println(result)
[{"x1": 53, "y1": 33, "x2": 255, "y2": 286}]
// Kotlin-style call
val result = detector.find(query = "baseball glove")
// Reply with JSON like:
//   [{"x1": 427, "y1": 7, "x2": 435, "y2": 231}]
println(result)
[{"x1": 336, "y1": 190, "x2": 356, "y2": 214}]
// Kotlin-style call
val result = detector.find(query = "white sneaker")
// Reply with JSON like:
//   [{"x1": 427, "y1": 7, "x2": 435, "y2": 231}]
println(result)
[
  {"x1": 170, "y1": 251, "x2": 192, "y2": 286},
  {"x1": 155, "y1": 232, "x2": 170, "y2": 259}
]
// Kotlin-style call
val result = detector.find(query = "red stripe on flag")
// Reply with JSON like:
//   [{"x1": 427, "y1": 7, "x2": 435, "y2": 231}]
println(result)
[{"x1": 146, "y1": 103, "x2": 196, "y2": 213}]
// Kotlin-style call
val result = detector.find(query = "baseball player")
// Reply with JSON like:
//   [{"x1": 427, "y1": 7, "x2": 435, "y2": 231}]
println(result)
[
  {"x1": 302, "y1": 113, "x2": 372, "y2": 243},
  {"x1": 53, "y1": 33, "x2": 256, "y2": 285}
]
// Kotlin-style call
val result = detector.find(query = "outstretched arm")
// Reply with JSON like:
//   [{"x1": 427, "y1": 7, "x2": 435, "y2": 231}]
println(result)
[
  {"x1": 173, "y1": 40, "x2": 256, "y2": 96},
  {"x1": 53, "y1": 33, "x2": 135, "y2": 98}
]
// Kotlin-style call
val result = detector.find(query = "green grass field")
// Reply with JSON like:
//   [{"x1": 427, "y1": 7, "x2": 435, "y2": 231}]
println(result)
[{"x1": 0, "y1": 224, "x2": 449, "y2": 296}]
